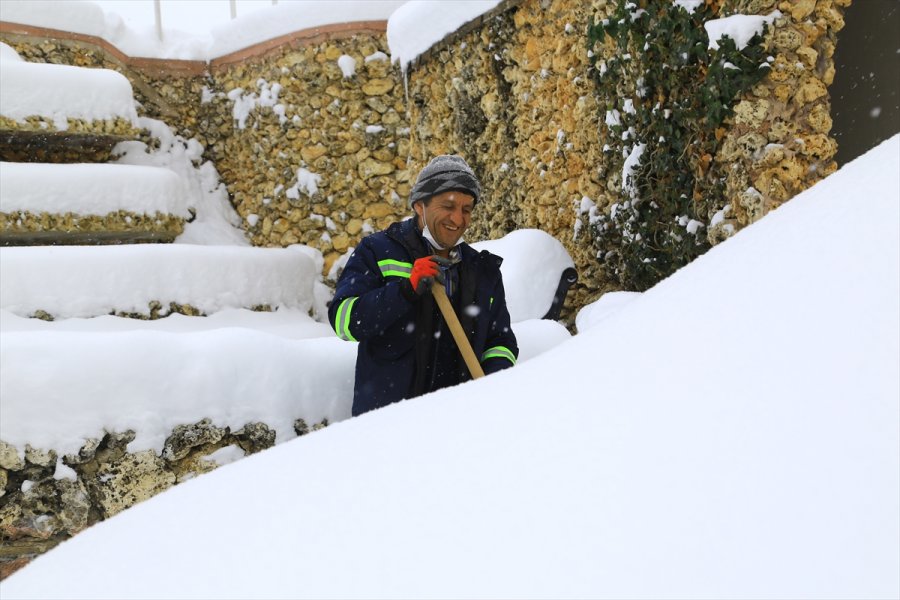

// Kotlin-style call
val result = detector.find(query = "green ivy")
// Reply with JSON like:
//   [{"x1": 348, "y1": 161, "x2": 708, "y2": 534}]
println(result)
[{"x1": 587, "y1": 0, "x2": 770, "y2": 291}]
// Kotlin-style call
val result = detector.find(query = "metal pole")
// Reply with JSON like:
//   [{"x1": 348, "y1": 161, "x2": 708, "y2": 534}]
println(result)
[
  {"x1": 230, "y1": 0, "x2": 237, "y2": 19},
  {"x1": 154, "y1": 0, "x2": 163, "y2": 41}
]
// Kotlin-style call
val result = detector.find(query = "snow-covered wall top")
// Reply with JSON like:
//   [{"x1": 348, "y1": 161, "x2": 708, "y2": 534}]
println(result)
[
  {"x1": 0, "y1": 162, "x2": 192, "y2": 219},
  {"x1": 0, "y1": 0, "x2": 405, "y2": 60},
  {"x1": 386, "y1": 0, "x2": 503, "y2": 72},
  {"x1": 0, "y1": 245, "x2": 318, "y2": 319},
  {"x1": 0, "y1": 42, "x2": 138, "y2": 127}
]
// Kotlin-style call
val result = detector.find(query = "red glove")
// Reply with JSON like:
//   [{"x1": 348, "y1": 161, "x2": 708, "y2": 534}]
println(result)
[
  {"x1": 410, "y1": 256, "x2": 453, "y2": 295},
  {"x1": 410, "y1": 256, "x2": 441, "y2": 295}
]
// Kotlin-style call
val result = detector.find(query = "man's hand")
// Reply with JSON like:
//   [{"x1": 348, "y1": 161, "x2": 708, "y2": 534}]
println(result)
[{"x1": 409, "y1": 256, "x2": 450, "y2": 295}]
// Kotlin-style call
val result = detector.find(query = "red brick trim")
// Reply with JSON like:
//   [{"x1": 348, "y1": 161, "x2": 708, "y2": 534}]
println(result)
[
  {"x1": 0, "y1": 22, "x2": 207, "y2": 75},
  {"x1": 209, "y1": 21, "x2": 388, "y2": 71}
]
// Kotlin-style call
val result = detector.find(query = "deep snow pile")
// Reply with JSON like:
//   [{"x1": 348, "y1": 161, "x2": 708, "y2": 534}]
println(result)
[{"x1": 3, "y1": 134, "x2": 896, "y2": 599}]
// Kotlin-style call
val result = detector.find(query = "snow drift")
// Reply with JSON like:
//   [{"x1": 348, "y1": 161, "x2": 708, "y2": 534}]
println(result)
[{"x1": 3, "y1": 132, "x2": 896, "y2": 599}]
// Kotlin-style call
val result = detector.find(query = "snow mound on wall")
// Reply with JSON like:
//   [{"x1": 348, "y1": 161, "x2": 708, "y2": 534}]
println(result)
[
  {"x1": 0, "y1": 245, "x2": 317, "y2": 318},
  {"x1": 0, "y1": 162, "x2": 192, "y2": 218},
  {"x1": 0, "y1": 329, "x2": 356, "y2": 455},
  {"x1": 472, "y1": 229, "x2": 575, "y2": 323},
  {"x1": 0, "y1": 56, "x2": 139, "y2": 127},
  {"x1": 387, "y1": 0, "x2": 502, "y2": 72}
]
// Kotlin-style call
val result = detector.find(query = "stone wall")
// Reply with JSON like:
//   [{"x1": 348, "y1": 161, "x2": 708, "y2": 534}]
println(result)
[
  {"x1": 200, "y1": 30, "x2": 411, "y2": 274},
  {"x1": 404, "y1": 0, "x2": 848, "y2": 309},
  {"x1": 720, "y1": 0, "x2": 848, "y2": 229},
  {"x1": 1, "y1": 1, "x2": 849, "y2": 307}
]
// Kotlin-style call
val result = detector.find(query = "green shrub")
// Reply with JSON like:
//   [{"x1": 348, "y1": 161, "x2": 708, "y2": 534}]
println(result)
[{"x1": 587, "y1": 0, "x2": 770, "y2": 290}]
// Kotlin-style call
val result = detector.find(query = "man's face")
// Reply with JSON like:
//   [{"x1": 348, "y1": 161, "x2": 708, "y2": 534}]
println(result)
[{"x1": 414, "y1": 190, "x2": 475, "y2": 249}]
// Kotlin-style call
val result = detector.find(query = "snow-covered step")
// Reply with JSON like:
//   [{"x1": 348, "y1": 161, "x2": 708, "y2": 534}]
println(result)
[
  {"x1": 0, "y1": 161, "x2": 195, "y2": 245},
  {"x1": 0, "y1": 244, "x2": 319, "y2": 319},
  {"x1": 0, "y1": 42, "x2": 140, "y2": 163}
]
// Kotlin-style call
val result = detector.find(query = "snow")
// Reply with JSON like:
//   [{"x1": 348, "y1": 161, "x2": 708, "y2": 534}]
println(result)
[
  {"x1": 0, "y1": 325, "x2": 354, "y2": 456},
  {"x1": 387, "y1": 0, "x2": 502, "y2": 72},
  {"x1": 673, "y1": 0, "x2": 704, "y2": 12},
  {"x1": 3, "y1": 135, "x2": 898, "y2": 597},
  {"x1": 286, "y1": 167, "x2": 322, "y2": 199},
  {"x1": 574, "y1": 290, "x2": 640, "y2": 334},
  {"x1": 471, "y1": 229, "x2": 575, "y2": 323},
  {"x1": 113, "y1": 116, "x2": 249, "y2": 246},
  {"x1": 705, "y1": 11, "x2": 782, "y2": 51},
  {"x1": 0, "y1": 41, "x2": 24, "y2": 62},
  {"x1": 0, "y1": 162, "x2": 191, "y2": 218},
  {"x1": 622, "y1": 142, "x2": 646, "y2": 198},
  {"x1": 0, "y1": 45, "x2": 138, "y2": 128},
  {"x1": 337, "y1": 54, "x2": 357, "y2": 78},
  {"x1": 0, "y1": 244, "x2": 318, "y2": 319}
]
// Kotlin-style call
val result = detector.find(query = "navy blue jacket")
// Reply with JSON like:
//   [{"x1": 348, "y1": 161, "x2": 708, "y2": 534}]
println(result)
[{"x1": 329, "y1": 217, "x2": 518, "y2": 416}]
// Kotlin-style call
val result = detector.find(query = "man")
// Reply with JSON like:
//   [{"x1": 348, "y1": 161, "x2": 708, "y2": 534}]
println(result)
[{"x1": 329, "y1": 155, "x2": 518, "y2": 416}]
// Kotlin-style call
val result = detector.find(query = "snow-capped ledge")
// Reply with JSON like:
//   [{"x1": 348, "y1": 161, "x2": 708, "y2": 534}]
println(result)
[{"x1": 0, "y1": 245, "x2": 318, "y2": 319}]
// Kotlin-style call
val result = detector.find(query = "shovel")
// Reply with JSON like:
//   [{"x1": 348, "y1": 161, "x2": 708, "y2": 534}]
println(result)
[{"x1": 432, "y1": 284, "x2": 485, "y2": 380}]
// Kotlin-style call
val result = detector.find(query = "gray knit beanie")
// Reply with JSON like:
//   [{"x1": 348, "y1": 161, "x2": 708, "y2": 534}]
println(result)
[{"x1": 408, "y1": 155, "x2": 481, "y2": 208}]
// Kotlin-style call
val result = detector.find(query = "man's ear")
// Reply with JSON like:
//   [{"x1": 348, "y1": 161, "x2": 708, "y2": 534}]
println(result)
[{"x1": 413, "y1": 201, "x2": 424, "y2": 222}]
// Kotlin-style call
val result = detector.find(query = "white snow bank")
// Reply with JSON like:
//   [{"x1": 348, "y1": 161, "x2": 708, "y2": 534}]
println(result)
[
  {"x1": 575, "y1": 291, "x2": 640, "y2": 333},
  {"x1": 0, "y1": 312, "x2": 565, "y2": 459},
  {"x1": 0, "y1": 308, "x2": 334, "y2": 339},
  {"x1": 387, "y1": 0, "x2": 502, "y2": 71},
  {"x1": 0, "y1": 162, "x2": 192, "y2": 218},
  {"x1": 0, "y1": 245, "x2": 317, "y2": 318},
  {"x1": 0, "y1": 56, "x2": 139, "y2": 128},
  {"x1": 5, "y1": 136, "x2": 896, "y2": 600},
  {"x1": 0, "y1": 330, "x2": 356, "y2": 455},
  {"x1": 0, "y1": 0, "x2": 405, "y2": 61},
  {"x1": 511, "y1": 318, "x2": 571, "y2": 362},
  {"x1": 472, "y1": 229, "x2": 575, "y2": 323},
  {"x1": 705, "y1": 11, "x2": 781, "y2": 51}
]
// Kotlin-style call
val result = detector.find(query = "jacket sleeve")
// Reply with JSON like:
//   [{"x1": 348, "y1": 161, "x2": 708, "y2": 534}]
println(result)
[
  {"x1": 479, "y1": 273, "x2": 519, "y2": 375},
  {"x1": 328, "y1": 238, "x2": 418, "y2": 342}
]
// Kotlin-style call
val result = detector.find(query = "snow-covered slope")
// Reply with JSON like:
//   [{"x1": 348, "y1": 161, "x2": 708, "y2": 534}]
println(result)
[{"x1": 3, "y1": 134, "x2": 896, "y2": 599}]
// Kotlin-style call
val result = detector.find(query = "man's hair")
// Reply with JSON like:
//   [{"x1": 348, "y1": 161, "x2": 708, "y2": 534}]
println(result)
[{"x1": 409, "y1": 155, "x2": 481, "y2": 209}]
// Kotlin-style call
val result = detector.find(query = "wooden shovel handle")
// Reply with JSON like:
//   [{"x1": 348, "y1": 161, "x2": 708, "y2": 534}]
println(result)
[{"x1": 432, "y1": 284, "x2": 485, "y2": 379}]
